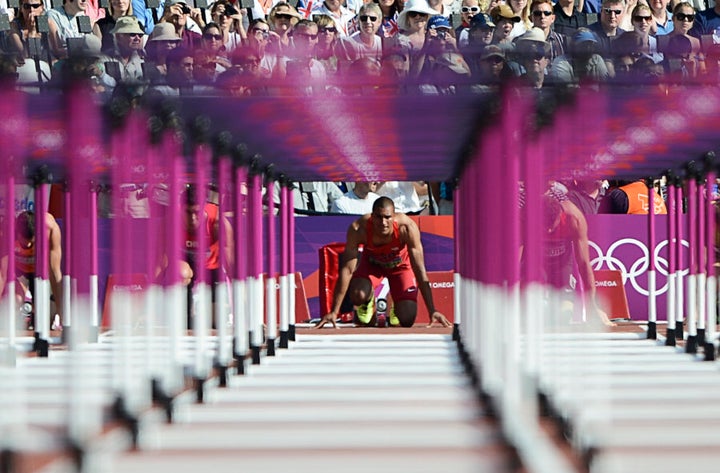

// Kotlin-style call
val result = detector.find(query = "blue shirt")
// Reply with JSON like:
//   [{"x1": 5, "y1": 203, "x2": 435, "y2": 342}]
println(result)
[
  {"x1": 582, "y1": 0, "x2": 602, "y2": 14},
  {"x1": 690, "y1": 7, "x2": 720, "y2": 37},
  {"x1": 132, "y1": 0, "x2": 164, "y2": 34},
  {"x1": 655, "y1": 16, "x2": 673, "y2": 36}
]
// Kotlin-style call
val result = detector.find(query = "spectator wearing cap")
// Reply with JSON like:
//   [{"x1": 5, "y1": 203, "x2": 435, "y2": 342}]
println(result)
[
  {"x1": 413, "y1": 15, "x2": 459, "y2": 76},
  {"x1": 456, "y1": 0, "x2": 483, "y2": 48},
  {"x1": 529, "y1": 0, "x2": 566, "y2": 62},
  {"x1": 464, "y1": 11, "x2": 496, "y2": 54},
  {"x1": 471, "y1": 43, "x2": 515, "y2": 85},
  {"x1": 105, "y1": 16, "x2": 145, "y2": 82},
  {"x1": 268, "y1": 2, "x2": 303, "y2": 54},
  {"x1": 93, "y1": 0, "x2": 134, "y2": 54},
  {"x1": 514, "y1": 27, "x2": 551, "y2": 87},
  {"x1": 553, "y1": 0, "x2": 588, "y2": 37},
  {"x1": 159, "y1": 0, "x2": 203, "y2": 50},
  {"x1": 490, "y1": 4, "x2": 521, "y2": 52},
  {"x1": 47, "y1": 0, "x2": 93, "y2": 59},
  {"x1": 52, "y1": 34, "x2": 115, "y2": 96},
  {"x1": 548, "y1": 27, "x2": 610, "y2": 83},
  {"x1": 144, "y1": 22, "x2": 180, "y2": 82},
  {"x1": 507, "y1": 0, "x2": 532, "y2": 39},
  {"x1": 314, "y1": 0, "x2": 356, "y2": 38},
  {"x1": 377, "y1": 0, "x2": 401, "y2": 39},
  {"x1": 588, "y1": 0, "x2": 626, "y2": 56},
  {"x1": 396, "y1": 0, "x2": 439, "y2": 51},
  {"x1": 381, "y1": 43, "x2": 412, "y2": 82}
]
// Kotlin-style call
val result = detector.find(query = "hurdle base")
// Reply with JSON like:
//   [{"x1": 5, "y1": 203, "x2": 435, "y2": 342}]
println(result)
[
  {"x1": 685, "y1": 335, "x2": 698, "y2": 354},
  {"x1": 697, "y1": 328, "x2": 706, "y2": 347},
  {"x1": 675, "y1": 323, "x2": 684, "y2": 341},
  {"x1": 33, "y1": 333, "x2": 49, "y2": 357},
  {"x1": 1, "y1": 448, "x2": 15, "y2": 473},
  {"x1": 703, "y1": 343, "x2": 716, "y2": 361},
  {"x1": 66, "y1": 437, "x2": 86, "y2": 473},
  {"x1": 235, "y1": 356, "x2": 246, "y2": 375},
  {"x1": 215, "y1": 363, "x2": 228, "y2": 388},
  {"x1": 267, "y1": 338, "x2": 276, "y2": 356},
  {"x1": 279, "y1": 330, "x2": 289, "y2": 349},
  {"x1": 111, "y1": 395, "x2": 139, "y2": 449},
  {"x1": 647, "y1": 321, "x2": 657, "y2": 340},
  {"x1": 151, "y1": 378, "x2": 174, "y2": 423},
  {"x1": 665, "y1": 327, "x2": 676, "y2": 346},
  {"x1": 251, "y1": 346, "x2": 261, "y2": 365},
  {"x1": 194, "y1": 377, "x2": 206, "y2": 403},
  {"x1": 452, "y1": 323, "x2": 459, "y2": 341},
  {"x1": 289, "y1": 324, "x2": 296, "y2": 341}
]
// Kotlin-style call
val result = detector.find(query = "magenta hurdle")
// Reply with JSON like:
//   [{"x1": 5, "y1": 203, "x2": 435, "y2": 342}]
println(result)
[
  {"x1": 685, "y1": 168, "x2": 698, "y2": 354},
  {"x1": 647, "y1": 178, "x2": 657, "y2": 339},
  {"x1": 665, "y1": 171, "x2": 677, "y2": 346}
]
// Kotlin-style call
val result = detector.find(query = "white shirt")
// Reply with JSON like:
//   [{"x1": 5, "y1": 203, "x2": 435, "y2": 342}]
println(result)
[{"x1": 331, "y1": 190, "x2": 380, "y2": 214}]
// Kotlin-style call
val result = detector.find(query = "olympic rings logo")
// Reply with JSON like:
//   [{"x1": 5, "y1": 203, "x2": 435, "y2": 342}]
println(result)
[{"x1": 588, "y1": 238, "x2": 690, "y2": 296}]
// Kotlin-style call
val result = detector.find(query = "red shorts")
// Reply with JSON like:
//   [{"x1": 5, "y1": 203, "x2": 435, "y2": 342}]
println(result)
[{"x1": 352, "y1": 257, "x2": 418, "y2": 303}]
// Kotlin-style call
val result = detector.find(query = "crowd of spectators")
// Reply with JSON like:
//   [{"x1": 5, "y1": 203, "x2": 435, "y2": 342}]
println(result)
[{"x1": 1, "y1": 0, "x2": 718, "y2": 94}]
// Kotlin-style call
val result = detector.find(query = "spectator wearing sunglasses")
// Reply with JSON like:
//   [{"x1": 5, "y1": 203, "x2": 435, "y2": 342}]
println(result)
[
  {"x1": 314, "y1": 14, "x2": 342, "y2": 75},
  {"x1": 337, "y1": 3, "x2": 383, "y2": 68},
  {"x1": 553, "y1": 0, "x2": 588, "y2": 37},
  {"x1": 375, "y1": 0, "x2": 401, "y2": 38},
  {"x1": 588, "y1": 0, "x2": 627, "y2": 56},
  {"x1": 514, "y1": 27, "x2": 551, "y2": 88},
  {"x1": 314, "y1": 0, "x2": 356, "y2": 37},
  {"x1": 649, "y1": 0, "x2": 673, "y2": 36},
  {"x1": 6, "y1": 0, "x2": 59, "y2": 64},
  {"x1": 627, "y1": 4, "x2": 663, "y2": 63},
  {"x1": 245, "y1": 18, "x2": 284, "y2": 79},
  {"x1": 268, "y1": 1, "x2": 304, "y2": 56},
  {"x1": 668, "y1": 3, "x2": 702, "y2": 61},
  {"x1": 471, "y1": 44, "x2": 514, "y2": 87},
  {"x1": 199, "y1": 23, "x2": 232, "y2": 78},
  {"x1": 105, "y1": 16, "x2": 146, "y2": 82},
  {"x1": 456, "y1": 0, "x2": 482, "y2": 48},
  {"x1": 528, "y1": 0, "x2": 566, "y2": 61}
]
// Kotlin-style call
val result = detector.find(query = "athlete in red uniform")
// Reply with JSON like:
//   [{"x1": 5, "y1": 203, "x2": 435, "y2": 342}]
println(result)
[
  {"x1": 0, "y1": 211, "x2": 64, "y2": 330},
  {"x1": 316, "y1": 196, "x2": 451, "y2": 328}
]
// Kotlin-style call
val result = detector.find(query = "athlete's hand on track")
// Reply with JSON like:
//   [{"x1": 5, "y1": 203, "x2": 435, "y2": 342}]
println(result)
[
  {"x1": 314, "y1": 311, "x2": 340, "y2": 329},
  {"x1": 427, "y1": 311, "x2": 452, "y2": 328}
]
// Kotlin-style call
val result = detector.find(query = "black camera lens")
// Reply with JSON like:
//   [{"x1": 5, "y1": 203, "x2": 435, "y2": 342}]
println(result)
[
  {"x1": 181, "y1": 5, "x2": 191, "y2": 13},
  {"x1": 226, "y1": 6, "x2": 238, "y2": 15}
]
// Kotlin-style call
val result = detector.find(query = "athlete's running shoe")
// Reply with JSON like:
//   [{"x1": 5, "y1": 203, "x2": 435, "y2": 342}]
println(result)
[
  {"x1": 355, "y1": 294, "x2": 375, "y2": 325},
  {"x1": 388, "y1": 305, "x2": 400, "y2": 327}
]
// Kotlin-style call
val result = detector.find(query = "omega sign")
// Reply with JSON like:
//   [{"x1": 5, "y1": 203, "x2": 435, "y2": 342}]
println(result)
[{"x1": 431, "y1": 281, "x2": 454, "y2": 289}]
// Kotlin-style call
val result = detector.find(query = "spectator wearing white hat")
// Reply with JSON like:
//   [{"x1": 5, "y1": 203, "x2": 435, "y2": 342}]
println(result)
[
  {"x1": 396, "y1": 0, "x2": 439, "y2": 52},
  {"x1": 105, "y1": 15, "x2": 145, "y2": 82},
  {"x1": 144, "y1": 22, "x2": 180, "y2": 82},
  {"x1": 514, "y1": 26, "x2": 550, "y2": 87}
]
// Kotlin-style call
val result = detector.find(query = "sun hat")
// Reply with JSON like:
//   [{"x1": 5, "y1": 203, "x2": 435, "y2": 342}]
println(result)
[
  {"x1": 110, "y1": 16, "x2": 145, "y2": 35},
  {"x1": 397, "y1": 0, "x2": 440, "y2": 30},
  {"x1": 148, "y1": 22, "x2": 181, "y2": 42},
  {"x1": 490, "y1": 4, "x2": 521, "y2": 23}
]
